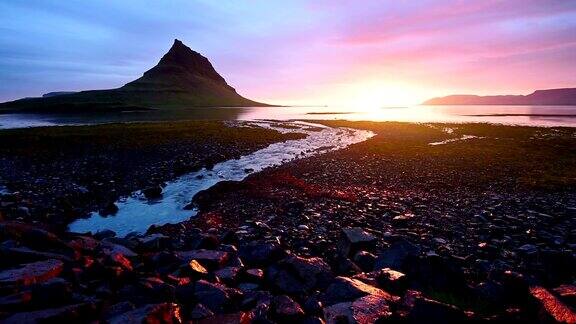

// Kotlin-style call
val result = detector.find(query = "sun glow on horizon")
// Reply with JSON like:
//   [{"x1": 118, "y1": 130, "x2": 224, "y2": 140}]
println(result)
[{"x1": 263, "y1": 80, "x2": 434, "y2": 109}]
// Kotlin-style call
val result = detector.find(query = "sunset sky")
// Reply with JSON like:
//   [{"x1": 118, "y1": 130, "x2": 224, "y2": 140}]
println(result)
[{"x1": 1, "y1": 1, "x2": 575, "y2": 106}]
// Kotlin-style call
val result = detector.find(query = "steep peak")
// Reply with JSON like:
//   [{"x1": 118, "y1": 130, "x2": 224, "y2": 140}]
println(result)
[{"x1": 153, "y1": 39, "x2": 226, "y2": 84}]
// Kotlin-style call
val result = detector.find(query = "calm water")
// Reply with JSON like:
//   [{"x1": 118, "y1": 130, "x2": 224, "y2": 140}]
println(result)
[{"x1": 1, "y1": 105, "x2": 576, "y2": 129}]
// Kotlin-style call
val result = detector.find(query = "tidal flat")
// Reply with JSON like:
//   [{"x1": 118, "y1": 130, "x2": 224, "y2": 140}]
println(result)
[{"x1": 0, "y1": 120, "x2": 575, "y2": 322}]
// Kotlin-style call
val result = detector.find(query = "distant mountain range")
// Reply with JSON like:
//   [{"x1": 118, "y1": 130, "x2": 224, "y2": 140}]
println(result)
[
  {"x1": 0, "y1": 39, "x2": 269, "y2": 113},
  {"x1": 423, "y1": 88, "x2": 576, "y2": 106}
]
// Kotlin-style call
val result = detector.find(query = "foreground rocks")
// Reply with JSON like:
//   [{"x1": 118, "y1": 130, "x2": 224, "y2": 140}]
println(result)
[{"x1": 1, "y1": 220, "x2": 574, "y2": 323}]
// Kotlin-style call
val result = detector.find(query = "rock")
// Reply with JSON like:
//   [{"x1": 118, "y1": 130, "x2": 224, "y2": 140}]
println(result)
[
  {"x1": 175, "y1": 249, "x2": 229, "y2": 270},
  {"x1": 0, "y1": 291, "x2": 32, "y2": 311},
  {"x1": 405, "y1": 295, "x2": 467, "y2": 322},
  {"x1": 101, "y1": 240, "x2": 137, "y2": 257},
  {"x1": 553, "y1": 284, "x2": 576, "y2": 304},
  {"x1": 138, "y1": 233, "x2": 172, "y2": 251},
  {"x1": 245, "y1": 268, "x2": 264, "y2": 282},
  {"x1": 403, "y1": 255, "x2": 468, "y2": 295},
  {"x1": 332, "y1": 255, "x2": 362, "y2": 276},
  {"x1": 280, "y1": 255, "x2": 333, "y2": 290},
  {"x1": 374, "y1": 239, "x2": 420, "y2": 271},
  {"x1": 0, "y1": 246, "x2": 73, "y2": 264},
  {"x1": 99, "y1": 202, "x2": 119, "y2": 216},
  {"x1": 2, "y1": 303, "x2": 97, "y2": 324},
  {"x1": 323, "y1": 295, "x2": 392, "y2": 324},
  {"x1": 31, "y1": 278, "x2": 73, "y2": 307},
  {"x1": 190, "y1": 303, "x2": 214, "y2": 320},
  {"x1": 180, "y1": 260, "x2": 209, "y2": 277},
  {"x1": 0, "y1": 259, "x2": 63, "y2": 287},
  {"x1": 298, "y1": 224, "x2": 310, "y2": 231},
  {"x1": 266, "y1": 264, "x2": 307, "y2": 295},
  {"x1": 197, "y1": 312, "x2": 253, "y2": 324},
  {"x1": 239, "y1": 241, "x2": 287, "y2": 267},
  {"x1": 517, "y1": 244, "x2": 538, "y2": 256},
  {"x1": 192, "y1": 280, "x2": 234, "y2": 313},
  {"x1": 353, "y1": 250, "x2": 376, "y2": 272},
  {"x1": 392, "y1": 213, "x2": 415, "y2": 225},
  {"x1": 108, "y1": 303, "x2": 181, "y2": 324},
  {"x1": 214, "y1": 266, "x2": 241, "y2": 284},
  {"x1": 94, "y1": 229, "x2": 116, "y2": 240},
  {"x1": 338, "y1": 227, "x2": 377, "y2": 256},
  {"x1": 376, "y1": 268, "x2": 408, "y2": 294},
  {"x1": 323, "y1": 276, "x2": 397, "y2": 306},
  {"x1": 530, "y1": 286, "x2": 576, "y2": 323},
  {"x1": 143, "y1": 185, "x2": 163, "y2": 199},
  {"x1": 273, "y1": 295, "x2": 305, "y2": 319}
]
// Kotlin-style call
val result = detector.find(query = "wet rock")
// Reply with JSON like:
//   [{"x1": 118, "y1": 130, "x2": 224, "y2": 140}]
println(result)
[
  {"x1": 175, "y1": 249, "x2": 229, "y2": 270},
  {"x1": 239, "y1": 241, "x2": 287, "y2": 267},
  {"x1": 272, "y1": 295, "x2": 305, "y2": 320},
  {"x1": 374, "y1": 238, "x2": 420, "y2": 271},
  {"x1": 143, "y1": 185, "x2": 163, "y2": 199},
  {"x1": 338, "y1": 227, "x2": 376, "y2": 256},
  {"x1": 108, "y1": 303, "x2": 181, "y2": 324},
  {"x1": 530, "y1": 286, "x2": 576, "y2": 323},
  {"x1": 323, "y1": 276, "x2": 397, "y2": 306},
  {"x1": 323, "y1": 295, "x2": 392, "y2": 324},
  {"x1": 0, "y1": 259, "x2": 63, "y2": 287},
  {"x1": 2, "y1": 303, "x2": 97, "y2": 324}
]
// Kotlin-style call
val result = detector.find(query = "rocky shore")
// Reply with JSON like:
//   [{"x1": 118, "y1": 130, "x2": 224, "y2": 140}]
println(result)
[
  {"x1": 0, "y1": 121, "x2": 302, "y2": 230},
  {"x1": 0, "y1": 121, "x2": 575, "y2": 322}
]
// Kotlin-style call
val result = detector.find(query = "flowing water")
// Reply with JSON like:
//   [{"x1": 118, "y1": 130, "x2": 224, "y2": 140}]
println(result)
[{"x1": 68, "y1": 121, "x2": 374, "y2": 236}]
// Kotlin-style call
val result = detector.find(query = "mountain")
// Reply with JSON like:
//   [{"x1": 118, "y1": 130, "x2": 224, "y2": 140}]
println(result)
[
  {"x1": 0, "y1": 39, "x2": 269, "y2": 113},
  {"x1": 423, "y1": 88, "x2": 576, "y2": 106}
]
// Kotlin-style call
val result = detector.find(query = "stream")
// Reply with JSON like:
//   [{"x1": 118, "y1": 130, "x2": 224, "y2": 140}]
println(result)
[{"x1": 68, "y1": 121, "x2": 375, "y2": 236}]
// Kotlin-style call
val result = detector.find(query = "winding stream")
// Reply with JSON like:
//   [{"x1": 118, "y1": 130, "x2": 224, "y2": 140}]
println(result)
[{"x1": 69, "y1": 121, "x2": 374, "y2": 236}]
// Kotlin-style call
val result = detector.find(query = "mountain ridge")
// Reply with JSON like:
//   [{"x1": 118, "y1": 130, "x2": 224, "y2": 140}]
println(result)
[
  {"x1": 423, "y1": 87, "x2": 576, "y2": 106},
  {"x1": 0, "y1": 39, "x2": 270, "y2": 113}
]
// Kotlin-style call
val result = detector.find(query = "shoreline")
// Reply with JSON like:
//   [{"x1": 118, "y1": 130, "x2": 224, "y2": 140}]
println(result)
[{"x1": 0, "y1": 120, "x2": 575, "y2": 322}]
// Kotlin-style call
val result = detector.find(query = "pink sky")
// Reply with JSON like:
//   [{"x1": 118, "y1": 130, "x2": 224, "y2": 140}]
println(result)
[{"x1": 2, "y1": 0, "x2": 575, "y2": 106}]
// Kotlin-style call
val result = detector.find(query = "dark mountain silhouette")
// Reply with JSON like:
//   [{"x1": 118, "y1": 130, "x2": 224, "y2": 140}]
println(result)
[
  {"x1": 423, "y1": 88, "x2": 576, "y2": 106},
  {"x1": 0, "y1": 39, "x2": 269, "y2": 113}
]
